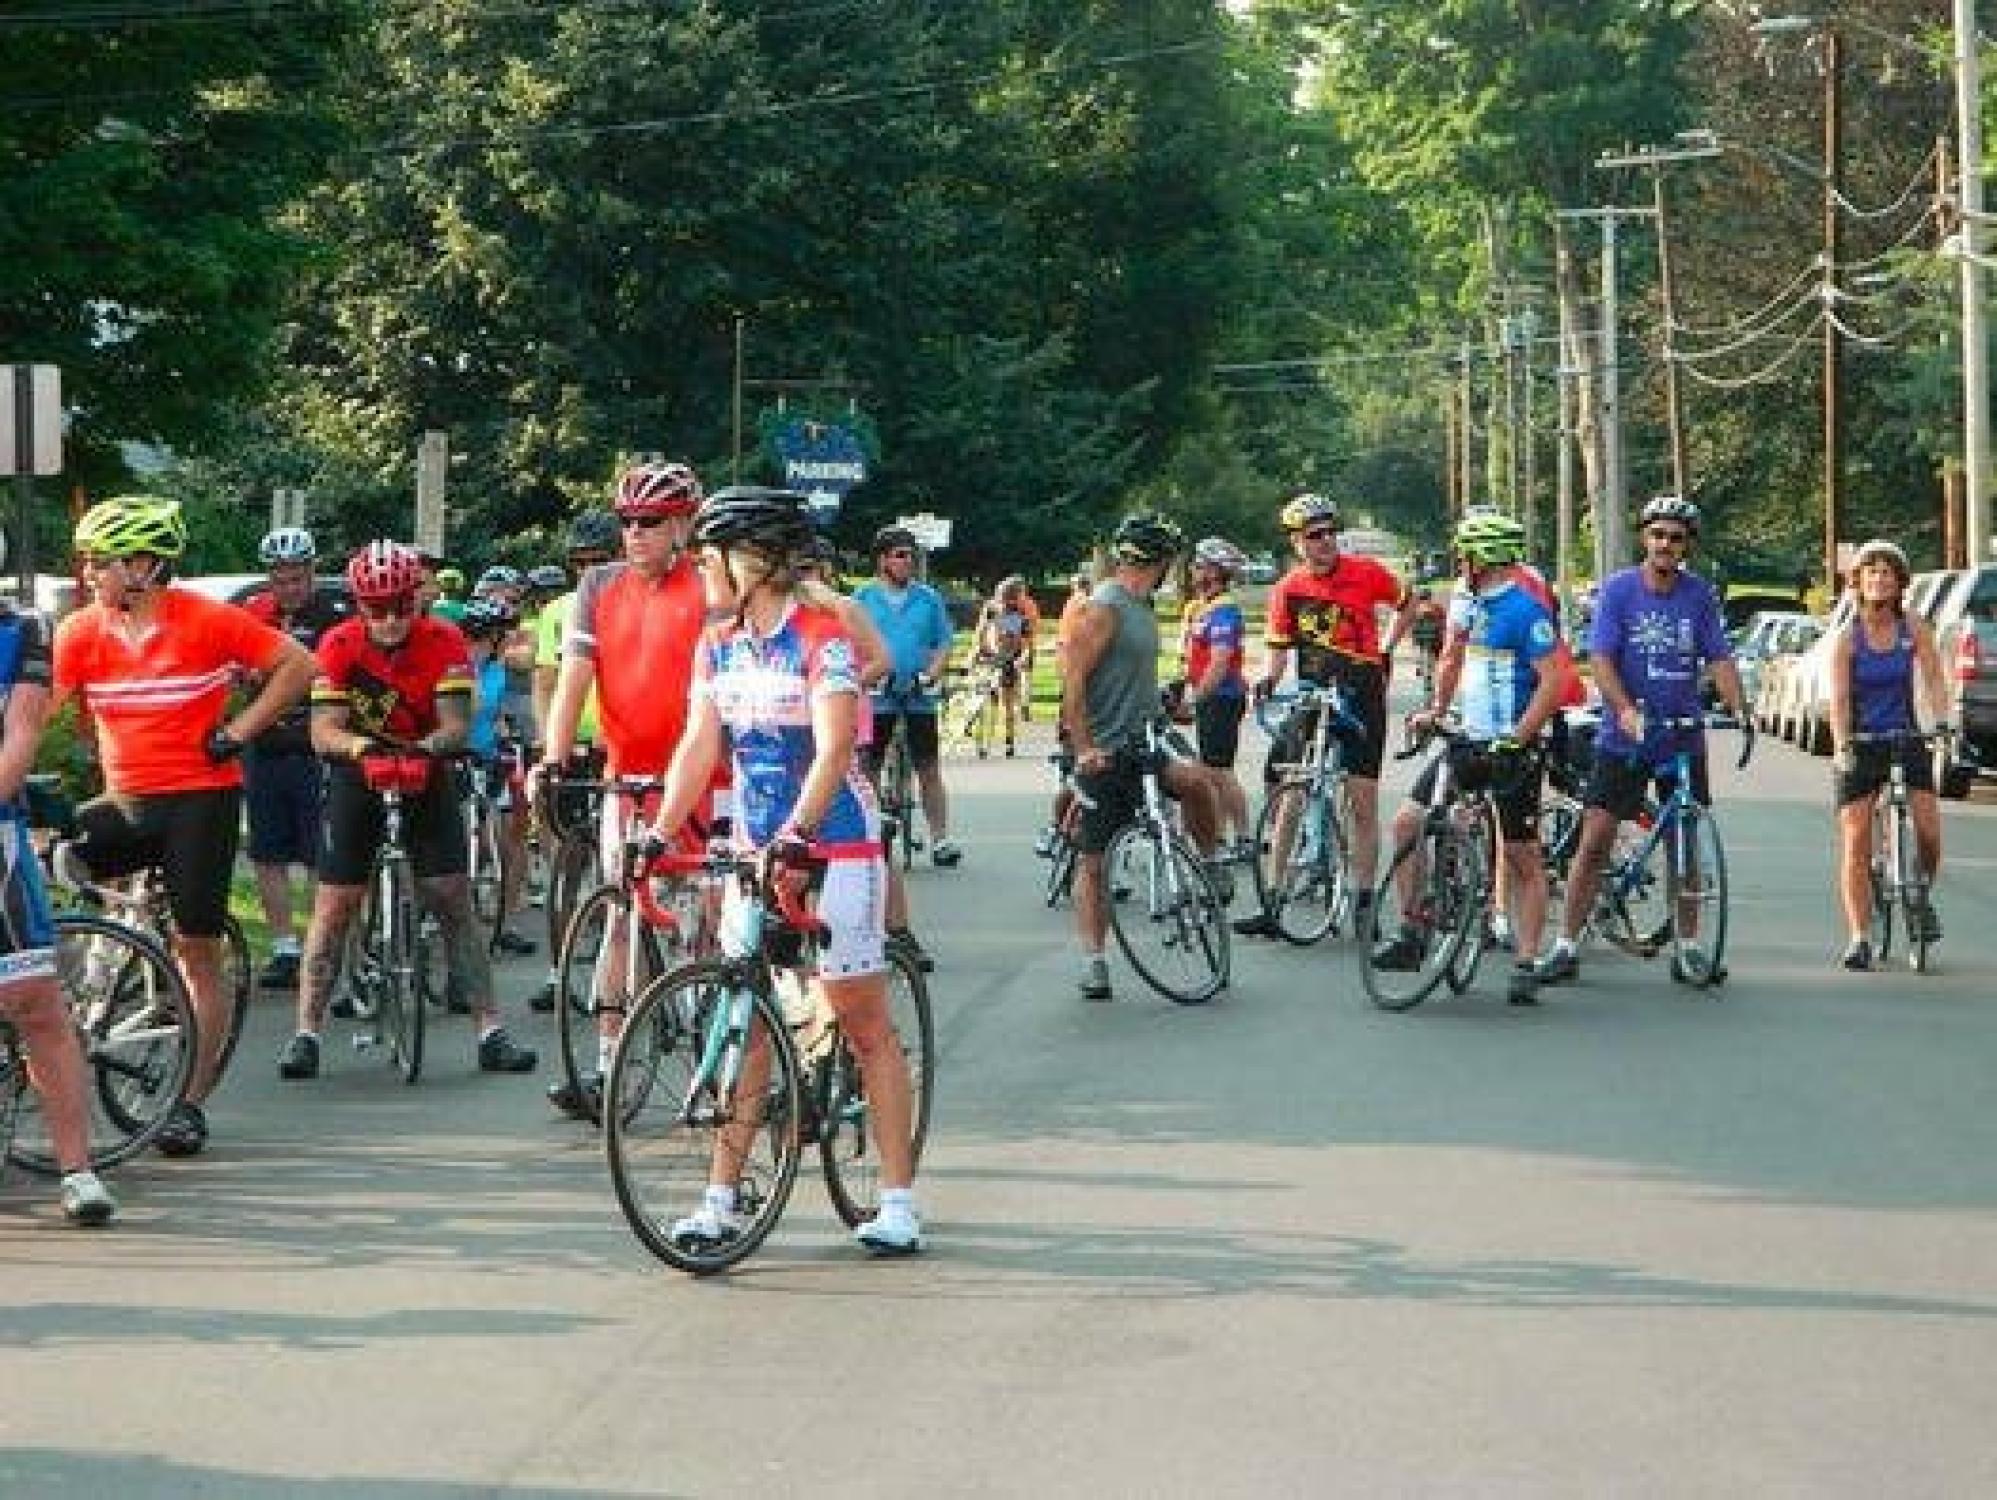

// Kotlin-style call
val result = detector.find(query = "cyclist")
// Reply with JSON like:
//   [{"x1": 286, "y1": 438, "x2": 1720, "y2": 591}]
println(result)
[
  {"x1": 973, "y1": 576, "x2": 1033, "y2": 757},
  {"x1": 429, "y1": 564, "x2": 468, "y2": 625},
  {"x1": 462, "y1": 596, "x2": 535, "y2": 957},
  {"x1": 1063, "y1": 512, "x2": 1220, "y2": 1002},
  {"x1": 1176, "y1": 536, "x2": 1254, "y2": 852},
  {"x1": 531, "y1": 460, "x2": 715, "y2": 1119},
  {"x1": 1538, "y1": 495, "x2": 1752, "y2": 984},
  {"x1": 239, "y1": 526, "x2": 353, "y2": 989},
  {"x1": 643, "y1": 487, "x2": 922, "y2": 1255},
  {"x1": 1237, "y1": 492, "x2": 1417, "y2": 939},
  {"x1": 0, "y1": 599, "x2": 117, "y2": 1223},
  {"x1": 277, "y1": 541, "x2": 538, "y2": 1081},
  {"x1": 1828, "y1": 538, "x2": 1950, "y2": 970},
  {"x1": 53, "y1": 496, "x2": 317, "y2": 1156},
  {"x1": 1409, "y1": 584, "x2": 1447, "y2": 689},
  {"x1": 1018, "y1": 583, "x2": 1043, "y2": 722},
  {"x1": 1373, "y1": 510, "x2": 1571, "y2": 1004},
  {"x1": 855, "y1": 526, "x2": 961, "y2": 867}
]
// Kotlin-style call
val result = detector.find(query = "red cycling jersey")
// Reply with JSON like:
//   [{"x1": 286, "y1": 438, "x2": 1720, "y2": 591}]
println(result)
[
  {"x1": 312, "y1": 614, "x2": 473, "y2": 741},
  {"x1": 1266, "y1": 555, "x2": 1409, "y2": 678},
  {"x1": 566, "y1": 558, "x2": 709, "y2": 775}
]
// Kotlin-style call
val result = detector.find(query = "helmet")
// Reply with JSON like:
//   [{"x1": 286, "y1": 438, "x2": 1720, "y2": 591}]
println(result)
[
  {"x1": 1454, "y1": 508, "x2": 1528, "y2": 566},
  {"x1": 1192, "y1": 536, "x2": 1248, "y2": 576},
  {"x1": 1640, "y1": 494, "x2": 1701, "y2": 536},
  {"x1": 434, "y1": 566, "x2": 467, "y2": 596},
  {"x1": 567, "y1": 510, "x2": 619, "y2": 556},
  {"x1": 694, "y1": 487, "x2": 817, "y2": 556},
  {"x1": 1279, "y1": 492, "x2": 1340, "y2": 533},
  {"x1": 258, "y1": 526, "x2": 316, "y2": 567},
  {"x1": 475, "y1": 564, "x2": 524, "y2": 593},
  {"x1": 1852, "y1": 538, "x2": 1910, "y2": 584},
  {"x1": 461, "y1": 596, "x2": 520, "y2": 639},
  {"x1": 998, "y1": 574, "x2": 1026, "y2": 596},
  {"x1": 873, "y1": 524, "x2": 919, "y2": 556},
  {"x1": 614, "y1": 460, "x2": 702, "y2": 518},
  {"x1": 346, "y1": 540, "x2": 425, "y2": 602},
  {"x1": 527, "y1": 564, "x2": 567, "y2": 592},
  {"x1": 1110, "y1": 511, "x2": 1185, "y2": 567},
  {"x1": 801, "y1": 532, "x2": 840, "y2": 566},
  {"x1": 73, "y1": 495, "x2": 188, "y2": 559}
]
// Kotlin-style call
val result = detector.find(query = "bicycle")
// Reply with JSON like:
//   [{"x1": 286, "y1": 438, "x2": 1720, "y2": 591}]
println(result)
[
  {"x1": 461, "y1": 745, "x2": 523, "y2": 950},
  {"x1": 872, "y1": 680, "x2": 927, "y2": 871},
  {"x1": 1853, "y1": 728, "x2": 1946, "y2": 974},
  {"x1": 1094, "y1": 717, "x2": 1231, "y2": 1004},
  {"x1": 1583, "y1": 716, "x2": 1752, "y2": 990},
  {"x1": 603, "y1": 846, "x2": 934, "y2": 1274},
  {"x1": 939, "y1": 657, "x2": 1004, "y2": 757},
  {"x1": 535, "y1": 748, "x2": 607, "y2": 973},
  {"x1": 1359, "y1": 720, "x2": 1502, "y2": 1011},
  {"x1": 1248, "y1": 684, "x2": 1362, "y2": 946},
  {"x1": 1036, "y1": 753, "x2": 1085, "y2": 908}
]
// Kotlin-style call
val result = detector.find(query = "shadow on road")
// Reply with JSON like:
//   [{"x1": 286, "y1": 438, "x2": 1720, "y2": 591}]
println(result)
[{"x1": 0, "y1": 1449, "x2": 669, "y2": 1499}]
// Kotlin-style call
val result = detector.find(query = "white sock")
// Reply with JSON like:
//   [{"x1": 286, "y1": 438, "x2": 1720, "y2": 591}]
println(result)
[
  {"x1": 704, "y1": 1183, "x2": 737, "y2": 1214},
  {"x1": 878, "y1": 1186, "x2": 916, "y2": 1215},
  {"x1": 1551, "y1": 936, "x2": 1576, "y2": 958}
]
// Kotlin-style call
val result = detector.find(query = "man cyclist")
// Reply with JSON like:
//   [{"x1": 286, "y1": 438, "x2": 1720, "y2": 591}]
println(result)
[
  {"x1": 532, "y1": 460, "x2": 715, "y2": 1119},
  {"x1": 1237, "y1": 492, "x2": 1417, "y2": 940},
  {"x1": 1538, "y1": 495, "x2": 1752, "y2": 985},
  {"x1": 855, "y1": 526, "x2": 961, "y2": 867},
  {"x1": 0, "y1": 598, "x2": 118, "y2": 1223},
  {"x1": 1063, "y1": 512, "x2": 1221, "y2": 1002},
  {"x1": 278, "y1": 541, "x2": 538, "y2": 1080},
  {"x1": 1373, "y1": 510, "x2": 1571, "y2": 1004},
  {"x1": 239, "y1": 525, "x2": 352, "y2": 989},
  {"x1": 429, "y1": 564, "x2": 468, "y2": 625},
  {"x1": 54, "y1": 496, "x2": 317, "y2": 1157}
]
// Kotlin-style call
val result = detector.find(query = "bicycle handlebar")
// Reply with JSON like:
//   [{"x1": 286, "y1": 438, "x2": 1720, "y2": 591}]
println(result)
[{"x1": 1252, "y1": 682, "x2": 1361, "y2": 740}]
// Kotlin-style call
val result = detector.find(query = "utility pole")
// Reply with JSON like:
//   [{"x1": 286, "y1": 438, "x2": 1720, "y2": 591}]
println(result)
[
  {"x1": 1559, "y1": 205, "x2": 1656, "y2": 583},
  {"x1": 1823, "y1": 24, "x2": 1845, "y2": 591},
  {"x1": 1458, "y1": 339, "x2": 1476, "y2": 508},
  {"x1": 1955, "y1": 0, "x2": 1991, "y2": 563}
]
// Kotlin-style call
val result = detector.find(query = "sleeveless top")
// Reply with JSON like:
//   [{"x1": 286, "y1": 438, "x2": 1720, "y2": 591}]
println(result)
[
  {"x1": 1851, "y1": 617, "x2": 1915, "y2": 736},
  {"x1": 1083, "y1": 581, "x2": 1159, "y2": 755}
]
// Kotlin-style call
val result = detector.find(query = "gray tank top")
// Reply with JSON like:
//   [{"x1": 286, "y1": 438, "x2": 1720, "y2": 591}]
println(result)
[{"x1": 1083, "y1": 580, "x2": 1159, "y2": 754}]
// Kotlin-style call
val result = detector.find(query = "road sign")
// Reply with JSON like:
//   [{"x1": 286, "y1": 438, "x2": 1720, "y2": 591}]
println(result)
[
  {"x1": 773, "y1": 419, "x2": 867, "y2": 519},
  {"x1": 898, "y1": 511, "x2": 952, "y2": 551},
  {"x1": 0, "y1": 365, "x2": 62, "y2": 477}
]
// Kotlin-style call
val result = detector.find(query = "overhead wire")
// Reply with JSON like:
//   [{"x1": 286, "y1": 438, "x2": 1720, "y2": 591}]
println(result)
[{"x1": 1674, "y1": 315, "x2": 1823, "y2": 389}]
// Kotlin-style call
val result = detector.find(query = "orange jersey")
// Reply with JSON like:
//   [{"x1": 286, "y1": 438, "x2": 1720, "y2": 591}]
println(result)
[
  {"x1": 567, "y1": 558, "x2": 710, "y2": 775},
  {"x1": 55, "y1": 587, "x2": 293, "y2": 795},
  {"x1": 1266, "y1": 556, "x2": 1409, "y2": 675}
]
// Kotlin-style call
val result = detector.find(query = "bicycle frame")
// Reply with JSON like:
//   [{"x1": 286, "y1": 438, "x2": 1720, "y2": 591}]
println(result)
[{"x1": 1852, "y1": 728, "x2": 1942, "y2": 972}]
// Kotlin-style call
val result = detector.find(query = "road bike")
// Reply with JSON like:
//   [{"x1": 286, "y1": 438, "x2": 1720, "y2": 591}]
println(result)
[
  {"x1": 1096, "y1": 718, "x2": 1230, "y2": 1003},
  {"x1": 538, "y1": 751, "x2": 607, "y2": 978},
  {"x1": 461, "y1": 745, "x2": 523, "y2": 950},
  {"x1": 603, "y1": 847, "x2": 934, "y2": 1274},
  {"x1": 939, "y1": 658, "x2": 1004, "y2": 757},
  {"x1": 1359, "y1": 721, "x2": 1503, "y2": 1011},
  {"x1": 1036, "y1": 753, "x2": 1083, "y2": 908},
  {"x1": 1583, "y1": 716, "x2": 1752, "y2": 990},
  {"x1": 1249, "y1": 684, "x2": 1362, "y2": 946},
  {"x1": 1853, "y1": 728, "x2": 1946, "y2": 973},
  {"x1": 872, "y1": 681, "x2": 927, "y2": 871}
]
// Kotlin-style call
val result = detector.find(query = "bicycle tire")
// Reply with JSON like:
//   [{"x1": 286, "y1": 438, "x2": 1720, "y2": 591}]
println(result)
[
  {"x1": 1540, "y1": 789, "x2": 1584, "y2": 895},
  {"x1": 604, "y1": 960, "x2": 804, "y2": 1274},
  {"x1": 1867, "y1": 801, "x2": 1896, "y2": 965},
  {"x1": 9, "y1": 913, "x2": 199, "y2": 1171},
  {"x1": 821, "y1": 944, "x2": 936, "y2": 1228},
  {"x1": 213, "y1": 917, "x2": 253, "y2": 1083},
  {"x1": 1103, "y1": 824, "x2": 1229, "y2": 1004},
  {"x1": 1593, "y1": 820, "x2": 1673, "y2": 960},
  {"x1": 467, "y1": 800, "x2": 506, "y2": 941},
  {"x1": 1897, "y1": 806, "x2": 1933, "y2": 974},
  {"x1": 882, "y1": 743, "x2": 918, "y2": 871},
  {"x1": 545, "y1": 830, "x2": 597, "y2": 965},
  {"x1": 1360, "y1": 824, "x2": 1474, "y2": 1012},
  {"x1": 1252, "y1": 781, "x2": 1351, "y2": 947},
  {"x1": 556, "y1": 884, "x2": 668, "y2": 1122},
  {"x1": 1665, "y1": 805, "x2": 1728, "y2": 990},
  {"x1": 1043, "y1": 832, "x2": 1078, "y2": 908},
  {"x1": 1444, "y1": 806, "x2": 1496, "y2": 994},
  {"x1": 376, "y1": 858, "x2": 425, "y2": 1083}
]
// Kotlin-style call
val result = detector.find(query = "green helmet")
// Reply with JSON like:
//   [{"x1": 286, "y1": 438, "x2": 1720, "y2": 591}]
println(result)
[
  {"x1": 1454, "y1": 507, "x2": 1527, "y2": 566},
  {"x1": 74, "y1": 495, "x2": 189, "y2": 559}
]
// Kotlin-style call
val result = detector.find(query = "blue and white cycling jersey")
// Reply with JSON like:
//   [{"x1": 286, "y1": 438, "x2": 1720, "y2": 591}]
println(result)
[
  {"x1": 1447, "y1": 578, "x2": 1559, "y2": 742},
  {"x1": 697, "y1": 603, "x2": 881, "y2": 856}
]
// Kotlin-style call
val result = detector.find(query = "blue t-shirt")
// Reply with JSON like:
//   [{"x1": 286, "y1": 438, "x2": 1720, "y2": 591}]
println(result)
[
  {"x1": 854, "y1": 580, "x2": 954, "y2": 711},
  {"x1": 1448, "y1": 579, "x2": 1559, "y2": 741},
  {"x1": 1590, "y1": 566, "x2": 1732, "y2": 758}
]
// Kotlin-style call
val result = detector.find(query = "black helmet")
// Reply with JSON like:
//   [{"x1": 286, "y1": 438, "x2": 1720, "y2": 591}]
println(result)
[
  {"x1": 567, "y1": 510, "x2": 619, "y2": 557},
  {"x1": 872, "y1": 524, "x2": 919, "y2": 556},
  {"x1": 1110, "y1": 511, "x2": 1185, "y2": 567},
  {"x1": 694, "y1": 487, "x2": 817, "y2": 556},
  {"x1": 461, "y1": 596, "x2": 519, "y2": 640}
]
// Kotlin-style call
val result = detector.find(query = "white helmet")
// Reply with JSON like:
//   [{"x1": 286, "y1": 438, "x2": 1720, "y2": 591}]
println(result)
[
  {"x1": 1193, "y1": 536, "x2": 1248, "y2": 576},
  {"x1": 259, "y1": 526, "x2": 317, "y2": 566}
]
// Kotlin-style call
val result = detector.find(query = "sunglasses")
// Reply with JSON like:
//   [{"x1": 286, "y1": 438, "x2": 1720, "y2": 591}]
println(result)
[
  {"x1": 881, "y1": 548, "x2": 915, "y2": 560},
  {"x1": 1299, "y1": 526, "x2": 1339, "y2": 543},
  {"x1": 359, "y1": 597, "x2": 416, "y2": 620},
  {"x1": 621, "y1": 514, "x2": 667, "y2": 531},
  {"x1": 1645, "y1": 527, "x2": 1690, "y2": 545}
]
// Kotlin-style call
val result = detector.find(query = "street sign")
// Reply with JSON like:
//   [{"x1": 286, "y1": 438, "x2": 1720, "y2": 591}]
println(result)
[
  {"x1": 897, "y1": 511, "x2": 953, "y2": 551},
  {"x1": 0, "y1": 364, "x2": 62, "y2": 477},
  {"x1": 414, "y1": 430, "x2": 449, "y2": 556},
  {"x1": 772, "y1": 418, "x2": 867, "y2": 519},
  {"x1": 271, "y1": 487, "x2": 307, "y2": 533}
]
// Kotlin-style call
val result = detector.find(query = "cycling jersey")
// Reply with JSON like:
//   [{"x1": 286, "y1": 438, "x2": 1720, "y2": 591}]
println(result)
[
  {"x1": 854, "y1": 580, "x2": 953, "y2": 709},
  {"x1": 1446, "y1": 578, "x2": 1560, "y2": 741},
  {"x1": 312, "y1": 614, "x2": 473, "y2": 741},
  {"x1": 980, "y1": 603, "x2": 1028, "y2": 661},
  {"x1": 239, "y1": 584, "x2": 352, "y2": 753},
  {"x1": 566, "y1": 559, "x2": 707, "y2": 774},
  {"x1": 534, "y1": 591, "x2": 600, "y2": 741},
  {"x1": 1266, "y1": 556, "x2": 1408, "y2": 680},
  {"x1": 0, "y1": 606, "x2": 56, "y2": 979},
  {"x1": 1182, "y1": 591, "x2": 1247, "y2": 699},
  {"x1": 1589, "y1": 566, "x2": 1732, "y2": 761},
  {"x1": 468, "y1": 654, "x2": 508, "y2": 756},
  {"x1": 54, "y1": 587, "x2": 294, "y2": 795},
  {"x1": 1851, "y1": 618, "x2": 1916, "y2": 736},
  {"x1": 696, "y1": 603, "x2": 880, "y2": 856}
]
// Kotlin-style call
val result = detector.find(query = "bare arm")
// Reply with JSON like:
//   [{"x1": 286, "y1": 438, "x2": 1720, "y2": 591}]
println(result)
[
  {"x1": 225, "y1": 639, "x2": 315, "y2": 743},
  {"x1": 791, "y1": 690, "x2": 859, "y2": 834},
  {"x1": 1060, "y1": 601, "x2": 1117, "y2": 762},
  {"x1": 541, "y1": 653, "x2": 596, "y2": 766},
  {"x1": 647, "y1": 696, "x2": 724, "y2": 839},
  {"x1": 1913, "y1": 619, "x2": 1950, "y2": 724},
  {"x1": 310, "y1": 700, "x2": 365, "y2": 761},
  {"x1": 424, "y1": 693, "x2": 471, "y2": 755},
  {"x1": 0, "y1": 683, "x2": 50, "y2": 803},
  {"x1": 1827, "y1": 628, "x2": 1855, "y2": 751}
]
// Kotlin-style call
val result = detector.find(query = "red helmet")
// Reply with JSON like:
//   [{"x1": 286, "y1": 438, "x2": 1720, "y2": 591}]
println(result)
[
  {"x1": 614, "y1": 461, "x2": 703, "y2": 518},
  {"x1": 346, "y1": 540, "x2": 425, "y2": 601}
]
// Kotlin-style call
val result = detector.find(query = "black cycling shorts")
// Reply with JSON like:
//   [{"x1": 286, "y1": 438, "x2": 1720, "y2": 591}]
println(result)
[
  {"x1": 320, "y1": 761, "x2": 469, "y2": 886},
  {"x1": 73, "y1": 788, "x2": 242, "y2": 937},
  {"x1": 1409, "y1": 741, "x2": 1545, "y2": 843},
  {"x1": 1194, "y1": 695, "x2": 1247, "y2": 770},
  {"x1": 1072, "y1": 751, "x2": 1147, "y2": 855},
  {"x1": 1835, "y1": 740, "x2": 1935, "y2": 807},
  {"x1": 1264, "y1": 665, "x2": 1388, "y2": 785},
  {"x1": 865, "y1": 709, "x2": 941, "y2": 773},
  {"x1": 1585, "y1": 751, "x2": 1710, "y2": 823}
]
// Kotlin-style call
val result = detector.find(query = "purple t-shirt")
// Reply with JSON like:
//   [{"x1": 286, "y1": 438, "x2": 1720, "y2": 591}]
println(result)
[{"x1": 1590, "y1": 566, "x2": 1732, "y2": 758}]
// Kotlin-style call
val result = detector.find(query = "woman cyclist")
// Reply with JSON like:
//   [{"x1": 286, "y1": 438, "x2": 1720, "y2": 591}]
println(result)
[
  {"x1": 1827, "y1": 538, "x2": 1951, "y2": 971},
  {"x1": 644, "y1": 488, "x2": 922, "y2": 1255},
  {"x1": 974, "y1": 576, "x2": 1034, "y2": 757},
  {"x1": 463, "y1": 596, "x2": 535, "y2": 957}
]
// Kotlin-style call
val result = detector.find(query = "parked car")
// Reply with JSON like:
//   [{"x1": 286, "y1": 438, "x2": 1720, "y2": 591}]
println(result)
[
  {"x1": 1927, "y1": 564, "x2": 1997, "y2": 797},
  {"x1": 1908, "y1": 568, "x2": 1955, "y2": 622},
  {"x1": 1733, "y1": 609, "x2": 1817, "y2": 712},
  {"x1": 1776, "y1": 593, "x2": 1854, "y2": 755}
]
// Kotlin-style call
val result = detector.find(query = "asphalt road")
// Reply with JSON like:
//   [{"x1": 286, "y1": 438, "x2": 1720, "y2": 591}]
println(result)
[{"x1": 7, "y1": 707, "x2": 1997, "y2": 1497}]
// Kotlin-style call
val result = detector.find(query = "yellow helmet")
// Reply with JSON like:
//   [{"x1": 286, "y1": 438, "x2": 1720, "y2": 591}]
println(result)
[{"x1": 74, "y1": 495, "x2": 189, "y2": 559}]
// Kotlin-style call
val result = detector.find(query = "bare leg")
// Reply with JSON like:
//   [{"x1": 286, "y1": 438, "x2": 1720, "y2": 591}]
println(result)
[
  {"x1": 822, "y1": 972, "x2": 913, "y2": 1188},
  {"x1": 2, "y1": 980, "x2": 95, "y2": 1172},
  {"x1": 297, "y1": 884, "x2": 366, "y2": 1033},
  {"x1": 1835, "y1": 798, "x2": 1874, "y2": 942}
]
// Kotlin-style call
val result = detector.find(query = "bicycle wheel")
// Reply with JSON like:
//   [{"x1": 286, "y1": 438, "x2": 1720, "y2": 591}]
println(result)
[
  {"x1": 1866, "y1": 802, "x2": 1896, "y2": 965},
  {"x1": 1360, "y1": 824, "x2": 1476, "y2": 1012},
  {"x1": 1043, "y1": 830, "x2": 1078, "y2": 908},
  {"x1": 545, "y1": 830, "x2": 597, "y2": 965},
  {"x1": 1665, "y1": 805, "x2": 1728, "y2": 989},
  {"x1": 1593, "y1": 821, "x2": 1673, "y2": 960},
  {"x1": 1540, "y1": 789, "x2": 1583, "y2": 896},
  {"x1": 30, "y1": 914, "x2": 198, "y2": 1169},
  {"x1": 882, "y1": 745, "x2": 917, "y2": 871},
  {"x1": 821, "y1": 944, "x2": 936, "y2": 1228},
  {"x1": 604, "y1": 961, "x2": 804, "y2": 1274},
  {"x1": 213, "y1": 917, "x2": 253, "y2": 1083},
  {"x1": 375, "y1": 860, "x2": 425, "y2": 1083},
  {"x1": 556, "y1": 885, "x2": 668, "y2": 1120},
  {"x1": 1444, "y1": 807, "x2": 1496, "y2": 994},
  {"x1": 1103, "y1": 824, "x2": 1229, "y2": 1004},
  {"x1": 467, "y1": 801, "x2": 505, "y2": 940},
  {"x1": 1895, "y1": 806, "x2": 1933, "y2": 975},
  {"x1": 1253, "y1": 781, "x2": 1351, "y2": 947}
]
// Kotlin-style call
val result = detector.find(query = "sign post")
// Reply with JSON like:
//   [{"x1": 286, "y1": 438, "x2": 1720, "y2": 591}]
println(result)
[
  {"x1": 414, "y1": 430, "x2": 449, "y2": 558},
  {"x1": 1, "y1": 364, "x2": 63, "y2": 601},
  {"x1": 271, "y1": 486, "x2": 307, "y2": 535}
]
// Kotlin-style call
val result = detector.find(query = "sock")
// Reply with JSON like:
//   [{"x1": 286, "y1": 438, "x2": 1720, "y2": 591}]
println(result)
[
  {"x1": 878, "y1": 1186, "x2": 916, "y2": 1215},
  {"x1": 479, "y1": 1024, "x2": 502, "y2": 1045},
  {"x1": 273, "y1": 937, "x2": 301, "y2": 957},
  {"x1": 704, "y1": 1183, "x2": 737, "y2": 1213},
  {"x1": 1551, "y1": 937, "x2": 1576, "y2": 958}
]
